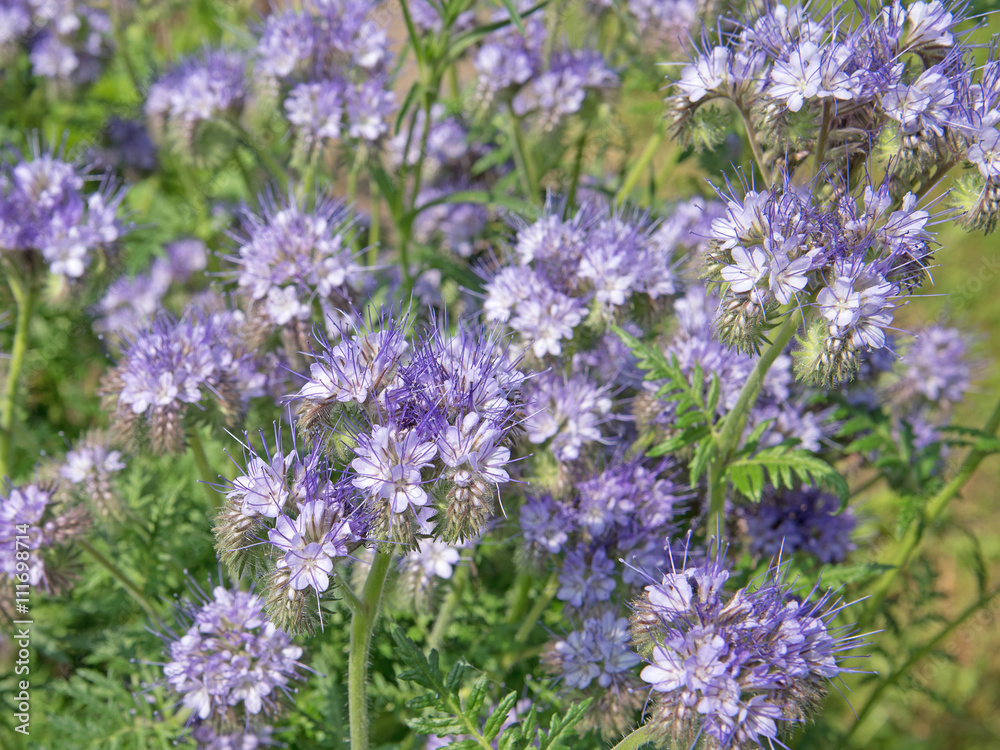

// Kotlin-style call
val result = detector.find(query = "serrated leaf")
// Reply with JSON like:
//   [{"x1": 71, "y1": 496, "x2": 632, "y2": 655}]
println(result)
[
  {"x1": 410, "y1": 716, "x2": 468, "y2": 735},
  {"x1": 408, "y1": 692, "x2": 441, "y2": 710},
  {"x1": 465, "y1": 673, "x2": 490, "y2": 721},
  {"x1": 484, "y1": 692, "x2": 520, "y2": 741},
  {"x1": 444, "y1": 660, "x2": 467, "y2": 693}
]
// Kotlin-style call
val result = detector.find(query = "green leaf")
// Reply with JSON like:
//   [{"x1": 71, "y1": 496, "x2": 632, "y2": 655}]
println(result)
[
  {"x1": 727, "y1": 445, "x2": 849, "y2": 504},
  {"x1": 484, "y1": 692, "x2": 520, "y2": 741}
]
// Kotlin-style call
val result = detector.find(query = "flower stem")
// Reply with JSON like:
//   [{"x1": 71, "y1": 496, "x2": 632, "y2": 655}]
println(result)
[
  {"x1": 565, "y1": 129, "x2": 588, "y2": 216},
  {"x1": 858, "y1": 395, "x2": 1000, "y2": 629},
  {"x1": 737, "y1": 104, "x2": 771, "y2": 188},
  {"x1": 609, "y1": 724, "x2": 654, "y2": 750},
  {"x1": 348, "y1": 549, "x2": 394, "y2": 750},
  {"x1": 847, "y1": 585, "x2": 1000, "y2": 743},
  {"x1": 78, "y1": 537, "x2": 166, "y2": 630},
  {"x1": 0, "y1": 270, "x2": 36, "y2": 482},
  {"x1": 428, "y1": 563, "x2": 468, "y2": 651},
  {"x1": 188, "y1": 426, "x2": 220, "y2": 506},
  {"x1": 705, "y1": 310, "x2": 802, "y2": 535},
  {"x1": 507, "y1": 569, "x2": 533, "y2": 624},
  {"x1": 616, "y1": 126, "x2": 665, "y2": 205},
  {"x1": 508, "y1": 110, "x2": 538, "y2": 200},
  {"x1": 513, "y1": 570, "x2": 560, "y2": 645},
  {"x1": 368, "y1": 176, "x2": 381, "y2": 268}
]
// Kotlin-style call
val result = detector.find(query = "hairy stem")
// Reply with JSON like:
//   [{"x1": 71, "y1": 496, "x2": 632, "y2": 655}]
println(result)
[
  {"x1": 706, "y1": 310, "x2": 802, "y2": 534},
  {"x1": 188, "y1": 426, "x2": 220, "y2": 506},
  {"x1": 848, "y1": 586, "x2": 1000, "y2": 743},
  {"x1": 428, "y1": 563, "x2": 468, "y2": 651},
  {"x1": 348, "y1": 550, "x2": 394, "y2": 750},
  {"x1": 737, "y1": 104, "x2": 771, "y2": 188},
  {"x1": 0, "y1": 271, "x2": 36, "y2": 482},
  {"x1": 507, "y1": 570, "x2": 533, "y2": 624},
  {"x1": 78, "y1": 538, "x2": 166, "y2": 630},
  {"x1": 609, "y1": 724, "x2": 654, "y2": 750},
  {"x1": 858, "y1": 395, "x2": 1000, "y2": 629}
]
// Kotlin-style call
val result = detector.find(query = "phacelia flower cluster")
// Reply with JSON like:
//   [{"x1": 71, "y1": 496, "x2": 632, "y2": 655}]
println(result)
[
  {"x1": 104, "y1": 296, "x2": 268, "y2": 453},
  {"x1": 158, "y1": 582, "x2": 303, "y2": 736},
  {"x1": 542, "y1": 608, "x2": 642, "y2": 737},
  {"x1": 292, "y1": 310, "x2": 524, "y2": 547},
  {"x1": 59, "y1": 430, "x2": 128, "y2": 521},
  {"x1": 472, "y1": 2, "x2": 616, "y2": 131},
  {"x1": 0, "y1": 480, "x2": 89, "y2": 600},
  {"x1": 0, "y1": 145, "x2": 127, "y2": 281},
  {"x1": 146, "y1": 50, "x2": 247, "y2": 154},
  {"x1": 229, "y1": 191, "x2": 366, "y2": 337},
  {"x1": 632, "y1": 539, "x2": 864, "y2": 749},
  {"x1": 520, "y1": 458, "x2": 688, "y2": 613},
  {"x1": 667, "y1": 0, "x2": 1000, "y2": 383},
  {"x1": 0, "y1": 0, "x2": 112, "y2": 83},
  {"x1": 216, "y1": 432, "x2": 370, "y2": 633},
  {"x1": 254, "y1": 0, "x2": 395, "y2": 163},
  {"x1": 484, "y1": 196, "x2": 720, "y2": 362},
  {"x1": 741, "y1": 487, "x2": 856, "y2": 564}
]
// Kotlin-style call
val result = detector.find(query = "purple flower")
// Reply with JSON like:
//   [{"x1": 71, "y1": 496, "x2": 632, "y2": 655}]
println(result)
[
  {"x1": 108, "y1": 296, "x2": 268, "y2": 453},
  {"x1": 160, "y1": 582, "x2": 303, "y2": 725},
  {"x1": 1, "y1": 482, "x2": 89, "y2": 592},
  {"x1": 633, "y1": 538, "x2": 866, "y2": 747},
  {"x1": 525, "y1": 372, "x2": 613, "y2": 462},
  {"x1": 230, "y1": 190, "x2": 365, "y2": 327},
  {"x1": 0, "y1": 147, "x2": 127, "y2": 281},
  {"x1": 546, "y1": 609, "x2": 640, "y2": 690},
  {"x1": 351, "y1": 426, "x2": 438, "y2": 514},
  {"x1": 742, "y1": 487, "x2": 856, "y2": 564},
  {"x1": 557, "y1": 545, "x2": 617, "y2": 609}
]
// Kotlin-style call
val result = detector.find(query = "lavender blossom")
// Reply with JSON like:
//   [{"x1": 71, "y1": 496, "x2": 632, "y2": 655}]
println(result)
[
  {"x1": 0, "y1": 479, "x2": 89, "y2": 597},
  {"x1": 0, "y1": 145, "x2": 127, "y2": 281},
  {"x1": 741, "y1": 487, "x2": 856, "y2": 564},
  {"x1": 105, "y1": 296, "x2": 268, "y2": 453},
  {"x1": 59, "y1": 431, "x2": 127, "y2": 520},
  {"x1": 158, "y1": 582, "x2": 303, "y2": 729},
  {"x1": 525, "y1": 372, "x2": 613, "y2": 463},
  {"x1": 230, "y1": 191, "x2": 365, "y2": 329},
  {"x1": 632, "y1": 538, "x2": 865, "y2": 748}
]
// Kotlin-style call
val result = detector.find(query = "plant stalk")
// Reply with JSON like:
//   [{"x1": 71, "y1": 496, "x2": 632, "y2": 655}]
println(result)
[
  {"x1": 78, "y1": 538, "x2": 166, "y2": 630},
  {"x1": 616, "y1": 127, "x2": 665, "y2": 205},
  {"x1": 858, "y1": 395, "x2": 1000, "y2": 628},
  {"x1": 428, "y1": 563, "x2": 468, "y2": 651},
  {"x1": 348, "y1": 549, "x2": 394, "y2": 750},
  {"x1": 513, "y1": 570, "x2": 560, "y2": 645},
  {"x1": 705, "y1": 310, "x2": 802, "y2": 534},
  {"x1": 188, "y1": 426, "x2": 220, "y2": 506},
  {"x1": 0, "y1": 271, "x2": 37, "y2": 482}
]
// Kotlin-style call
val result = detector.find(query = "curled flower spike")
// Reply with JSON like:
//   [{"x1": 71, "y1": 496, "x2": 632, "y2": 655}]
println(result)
[
  {"x1": 629, "y1": 536, "x2": 868, "y2": 750},
  {"x1": 215, "y1": 427, "x2": 370, "y2": 633}
]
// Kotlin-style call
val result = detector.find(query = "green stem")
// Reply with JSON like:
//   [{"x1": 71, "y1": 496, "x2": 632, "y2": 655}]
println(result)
[
  {"x1": 616, "y1": 126, "x2": 665, "y2": 205},
  {"x1": 513, "y1": 570, "x2": 560, "y2": 645},
  {"x1": 228, "y1": 118, "x2": 288, "y2": 189},
  {"x1": 507, "y1": 570, "x2": 533, "y2": 624},
  {"x1": 914, "y1": 157, "x2": 959, "y2": 202},
  {"x1": 847, "y1": 586, "x2": 1000, "y2": 743},
  {"x1": 738, "y1": 104, "x2": 771, "y2": 188},
  {"x1": 813, "y1": 100, "x2": 832, "y2": 176},
  {"x1": 428, "y1": 563, "x2": 468, "y2": 651},
  {"x1": 109, "y1": 3, "x2": 143, "y2": 94},
  {"x1": 508, "y1": 110, "x2": 538, "y2": 200},
  {"x1": 565, "y1": 129, "x2": 588, "y2": 216},
  {"x1": 78, "y1": 538, "x2": 166, "y2": 630},
  {"x1": 0, "y1": 271, "x2": 36, "y2": 482},
  {"x1": 706, "y1": 309, "x2": 802, "y2": 534},
  {"x1": 188, "y1": 426, "x2": 219, "y2": 506},
  {"x1": 609, "y1": 724, "x2": 654, "y2": 750},
  {"x1": 348, "y1": 550, "x2": 394, "y2": 750},
  {"x1": 368, "y1": 176, "x2": 381, "y2": 267},
  {"x1": 858, "y1": 395, "x2": 1000, "y2": 629}
]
